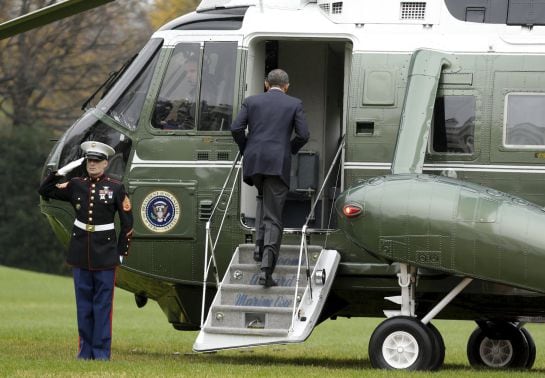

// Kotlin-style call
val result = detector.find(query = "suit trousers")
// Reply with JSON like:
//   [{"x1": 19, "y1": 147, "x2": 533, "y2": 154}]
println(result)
[
  {"x1": 73, "y1": 267, "x2": 116, "y2": 360},
  {"x1": 252, "y1": 174, "x2": 288, "y2": 273}
]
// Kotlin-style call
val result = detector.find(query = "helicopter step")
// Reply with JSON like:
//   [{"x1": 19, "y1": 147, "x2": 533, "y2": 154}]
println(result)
[{"x1": 193, "y1": 243, "x2": 340, "y2": 352}]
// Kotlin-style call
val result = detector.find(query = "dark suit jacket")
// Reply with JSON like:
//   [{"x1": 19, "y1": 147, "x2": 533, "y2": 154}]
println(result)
[{"x1": 231, "y1": 88, "x2": 310, "y2": 186}]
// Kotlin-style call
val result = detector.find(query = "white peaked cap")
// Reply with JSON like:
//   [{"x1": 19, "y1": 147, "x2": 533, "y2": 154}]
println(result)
[{"x1": 81, "y1": 141, "x2": 115, "y2": 160}]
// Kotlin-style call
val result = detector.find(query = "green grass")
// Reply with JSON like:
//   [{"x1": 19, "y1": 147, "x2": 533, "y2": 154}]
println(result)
[{"x1": 1, "y1": 265, "x2": 545, "y2": 377}]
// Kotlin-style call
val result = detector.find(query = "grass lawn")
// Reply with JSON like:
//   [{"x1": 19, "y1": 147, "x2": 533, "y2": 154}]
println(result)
[{"x1": 1, "y1": 265, "x2": 545, "y2": 377}]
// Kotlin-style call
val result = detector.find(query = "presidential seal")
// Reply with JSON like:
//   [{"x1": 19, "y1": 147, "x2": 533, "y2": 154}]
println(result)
[{"x1": 141, "y1": 191, "x2": 180, "y2": 233}]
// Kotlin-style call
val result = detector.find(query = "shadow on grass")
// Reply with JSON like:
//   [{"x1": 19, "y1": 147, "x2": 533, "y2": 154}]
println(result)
[
  {"x1": 201, "y1": 355, "x2": 545, "y2": 373},
  {"x1": 120, "y1": 348, "x2": 368, "y2": 369},
  {"x1": 434, "y1": 363, "x2": 545, "y2": 374},
  {"x1": 120, "y1": 348, "x2": 545, "y2": 373},
  {"x1": 189, "y1": 352, "x2": 372, "y2": 370}
]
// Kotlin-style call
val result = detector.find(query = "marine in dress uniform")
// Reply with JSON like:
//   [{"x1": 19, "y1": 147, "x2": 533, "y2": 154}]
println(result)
[
  {"x1": 38, "y1": 141, "x2": 133, "y2": 360},
  {"x1": 231, "y1": 69, "x2": 309, "y2": 287}
]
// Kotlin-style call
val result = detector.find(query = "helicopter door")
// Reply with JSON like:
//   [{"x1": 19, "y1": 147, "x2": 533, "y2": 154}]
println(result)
[{"x1": 240, "y1": 39, "x2": 349, "y2": 230}]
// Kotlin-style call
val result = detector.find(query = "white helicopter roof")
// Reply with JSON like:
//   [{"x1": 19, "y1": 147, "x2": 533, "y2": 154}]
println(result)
[
  {"x1": 196, "y1": 0, "x2": 440, "y2": 24},
  {"x1": 173, "y1": 0, "x2": 545, "y2": 55}
]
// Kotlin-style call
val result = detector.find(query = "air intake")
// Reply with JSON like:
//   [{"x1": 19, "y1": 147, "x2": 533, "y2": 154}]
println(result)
[
  {"x1": 319, "y1": 3, "x2": 330, "y2": 13},
  {"x1": 217, "y1": 151, "x2": 230, "y2": 161},
  {"x1": 400, "y1": 2, "x2": 426, "y2": 20},
  {"x1": 316, "y1": 0, "x2": 438, "y2": 25},
  {"x1": 332, "y1": 2, "x2": 343, "y2": 14},
  {"x1": 197, "y1": 151, "x2": 210, "y2": 160},
  {"x1": 199, "y1": 200, "x2": 213, "y2": 221},
  {"x1": 319, "y1": 1, "x2": 343, "y2": 14}
]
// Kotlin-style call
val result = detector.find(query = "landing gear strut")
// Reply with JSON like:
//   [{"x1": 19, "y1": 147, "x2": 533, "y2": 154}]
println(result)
[{"x1": 368, "y1": 263, "x2": 471, "y2": 371}]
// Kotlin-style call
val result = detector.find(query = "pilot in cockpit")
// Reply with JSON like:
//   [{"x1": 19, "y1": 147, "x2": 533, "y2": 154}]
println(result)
[{"x1": 153, "y1": 56, "x2": 198, "y2": 130}]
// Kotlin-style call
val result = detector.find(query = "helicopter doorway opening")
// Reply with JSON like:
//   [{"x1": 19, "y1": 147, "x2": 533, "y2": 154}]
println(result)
[{"x1": 240, "y1": 39, "x2": 350, "y2": 231}]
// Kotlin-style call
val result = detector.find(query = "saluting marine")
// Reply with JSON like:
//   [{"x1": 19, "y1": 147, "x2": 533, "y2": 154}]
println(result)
[{"x1": 38, "y1": 141, "x2": 133, "y2": 360}]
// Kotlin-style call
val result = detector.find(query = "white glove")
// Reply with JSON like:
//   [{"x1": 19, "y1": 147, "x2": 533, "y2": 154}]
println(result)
[{"x1": 57, "y1": 157, "x2": 84, "y2": 176}]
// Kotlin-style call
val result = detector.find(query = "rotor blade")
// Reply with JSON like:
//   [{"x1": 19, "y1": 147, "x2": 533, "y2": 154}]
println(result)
[{"x1": 0, "y1": 0, "x2": 115, "y2": 40}]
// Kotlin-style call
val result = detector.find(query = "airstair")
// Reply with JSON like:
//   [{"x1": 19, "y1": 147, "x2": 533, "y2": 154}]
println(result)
[
  {"x1": 193, "y1": 244, "x2": 340, "y2": 351},
  {"x1": 194, "y1": 138, "x2": 345, "y2": 352}
]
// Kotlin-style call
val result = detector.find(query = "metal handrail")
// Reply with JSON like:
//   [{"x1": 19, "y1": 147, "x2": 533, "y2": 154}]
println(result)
[
  {"x1": 290, "y1": 135, "x2": 346, "y2": 332},
  {"x1": 200, "y1": 152, "x2": 241, "y2": 328}
]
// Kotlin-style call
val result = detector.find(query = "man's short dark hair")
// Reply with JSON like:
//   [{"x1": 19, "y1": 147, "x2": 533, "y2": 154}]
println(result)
[{"x1": 267, "y1": 69, "x2": 289, "y2": 87}]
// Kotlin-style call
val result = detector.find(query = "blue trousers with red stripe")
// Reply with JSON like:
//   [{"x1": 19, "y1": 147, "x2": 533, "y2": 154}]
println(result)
[{"x1": 73, "y1": 267, "x2": 116, "y2": 360}]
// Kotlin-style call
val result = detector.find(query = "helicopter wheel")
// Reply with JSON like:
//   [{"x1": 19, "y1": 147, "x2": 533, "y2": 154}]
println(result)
[
  {"x1": 467, "y1": 322, "x2": 531, "y2": 369},
  {"x1": 520, "y1": 328, "x2": 536, "y2": 369},
  {"x1": 368, "y1": 316, "x2": 434, "y2": 370},
  {"x1": 426, "y1": 322, "x2": 445, "y2": 371}
]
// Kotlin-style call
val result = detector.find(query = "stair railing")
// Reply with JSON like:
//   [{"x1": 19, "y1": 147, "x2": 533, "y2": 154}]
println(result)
[
  {"x1": 200, "y1": 152, "x2": 241, "y2": 328},
  {"x1": 290, "y1": 135, "x2": 346, "y2": 332}
]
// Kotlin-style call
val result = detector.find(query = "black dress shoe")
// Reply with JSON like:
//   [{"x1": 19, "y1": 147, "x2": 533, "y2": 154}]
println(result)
[{"x1": 258, "y1": 271, "x2": 277, "y2": 287}]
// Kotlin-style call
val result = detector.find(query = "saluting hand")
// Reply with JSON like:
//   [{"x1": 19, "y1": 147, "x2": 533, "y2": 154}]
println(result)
[{"x1": 57, "y1": 157, "x2": 84, "y2": 176}]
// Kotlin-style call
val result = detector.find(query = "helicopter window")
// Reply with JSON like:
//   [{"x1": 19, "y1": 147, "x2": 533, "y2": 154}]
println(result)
[
  {"x1": 152, "y1": 43, "x2": 201, "y2": 130},
  {"x1": 198, "y1": 42, "x2": 237, "y2": 131},
  {"x1": 431, "y1": 96, "x2": 475, "y2": 154},
  {"x1": 505, "y1": 93, "x2": 545, "y2": 147},
  {"x1": 173, "y1": 19, "x2": 243, "y2": 30},
  {"x1": 446, "y1": 0, "x2": 545, "y2": 25},
  {"x1": 101, "y1": 38, "x2": 163, "y2": 130},
  {"x1": 56, "y1": 114, "x2": 132, "y2": 181},
  {"x1": 160, "y1": 8, "x2": 247, "y2": 31}
]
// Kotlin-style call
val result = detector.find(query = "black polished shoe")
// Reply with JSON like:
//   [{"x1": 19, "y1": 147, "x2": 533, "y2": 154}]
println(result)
[
  {"x1": 258, "y1": 271, "x2": 277, "y2": 287},
  {"x1": 253, "y1": 241, "x2": 264, "y2": 262}
]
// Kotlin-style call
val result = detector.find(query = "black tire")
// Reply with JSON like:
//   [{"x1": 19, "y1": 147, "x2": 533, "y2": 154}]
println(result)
[
  {"x1": 520, "y1": 328, "x2": 536, "y2": 369},
  {"x1": 467, "y1": 323, "x2": 529, "y2": 369},
  {"x1": 369, "y1": 316, "x2": 433, "y2": 371},
  {"x1": 426, "y1": 322, "x2": 446, "y2": 371}
]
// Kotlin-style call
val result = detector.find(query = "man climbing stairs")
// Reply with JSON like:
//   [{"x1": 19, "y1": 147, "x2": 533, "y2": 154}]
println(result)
[{"x1": 193, "y1": 243, "x2": 340, "y2": 351}]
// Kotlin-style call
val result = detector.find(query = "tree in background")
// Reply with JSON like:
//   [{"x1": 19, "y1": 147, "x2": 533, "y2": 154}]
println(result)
[
  {"x1": 0, "y1": 126, "x2": 68, "y2": 273},
  {"x1": 0, "y1": 0, "x2": 153, "y2": 274},
  {"x1": 148, "y1": 0, "x2": 200, "y2": 30},
  {"x1": 0, "y1": 0, "x2": 152, "y2": 133}
]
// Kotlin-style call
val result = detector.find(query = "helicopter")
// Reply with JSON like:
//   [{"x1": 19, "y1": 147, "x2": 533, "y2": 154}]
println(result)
[{"x1": 5, "y1": 0, "x2": 545, "y2": 371}]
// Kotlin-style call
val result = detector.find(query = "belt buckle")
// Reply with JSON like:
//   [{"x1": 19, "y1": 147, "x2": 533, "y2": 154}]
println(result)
[{"x1": 86, "y1": 224, "x2": 95, "y2": 232}]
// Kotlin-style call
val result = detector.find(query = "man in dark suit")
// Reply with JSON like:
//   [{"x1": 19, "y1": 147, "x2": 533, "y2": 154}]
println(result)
[
  {"x1": 38, "y1": 141, "x2": 133, "y2": 360},
  {"x1": 231, "y1": 69, "x2": 310, "y2": 287}
]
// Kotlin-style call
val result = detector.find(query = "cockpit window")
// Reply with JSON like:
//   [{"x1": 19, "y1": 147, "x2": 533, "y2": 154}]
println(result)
[
  {"x1": 151, "y1": 41, "x2": 237, "y2": 132},
  {"x1": 431, "y1": 96, "x2": 475, "y2": 154},
  {"x1": 504, "y1": 93, "x2": 545, "y2": 148},
  {"x1": 198, "y1": 42, "x2": 237, "y2": 131},
  {"x1": 56, "y1": 112, "x2": 132, "y2": 181},
  {"x1": 106, "y1": 40, "x2": 162, "y2": 130},
  {"x1": 152, "y1": 43, "x2": 201, "y2": 130}
]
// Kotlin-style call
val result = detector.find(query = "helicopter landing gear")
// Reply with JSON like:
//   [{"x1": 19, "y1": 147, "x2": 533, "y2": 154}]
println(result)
[
  {"x1": 521, "y1": 328, "x2": 537, "y2": 369},
  {"x1": 426, "y1": 322, "x2": 446, "y2": 371},
  {"x1": 467, "y1": 321, "x2": 535, "y2": 369},
  {"x1": 369, "y1": 263, "x2": 472, "y2": 371},
  {"x1": 369, "y1": 316, "x2": 433, "y2": 370},
  {"x1": 368, "y1": 316, "x2": 446, "y2": 371}
]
